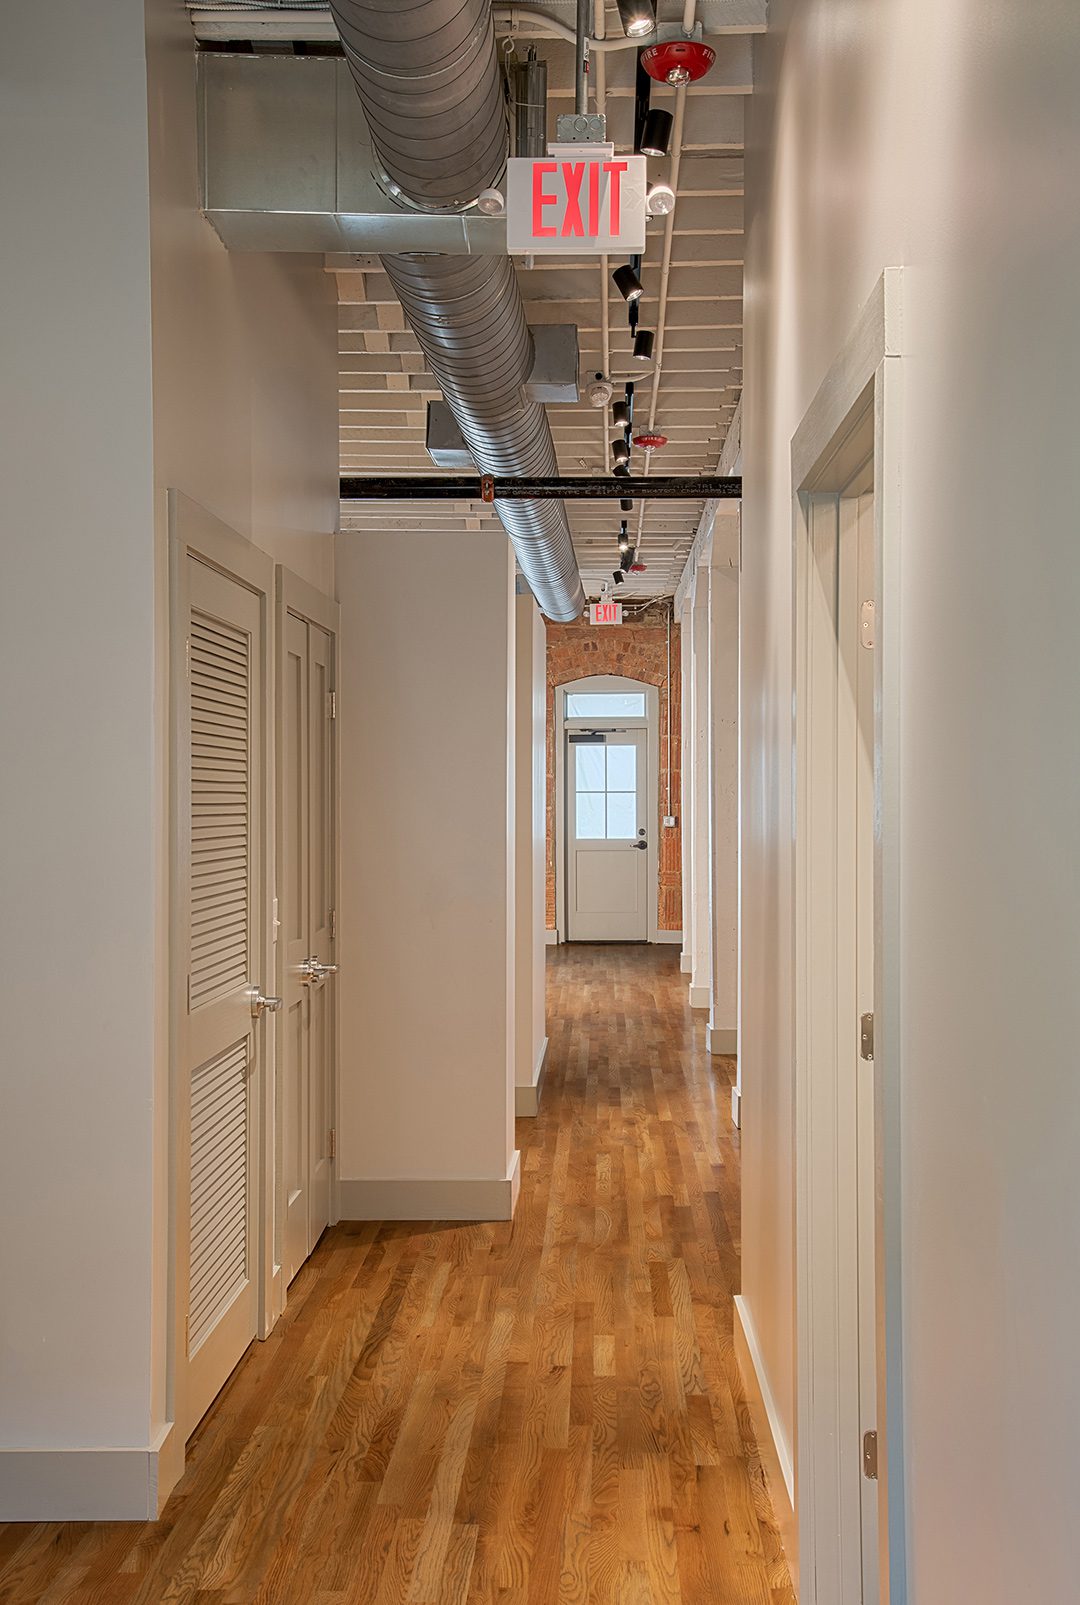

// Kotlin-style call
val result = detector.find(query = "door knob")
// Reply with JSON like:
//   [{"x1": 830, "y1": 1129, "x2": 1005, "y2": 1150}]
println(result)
[
  {"x1": 299, "y1": 957, "x2": 339, "y2": 986},
  {"x1": 249, "y1": 988, "x2": 283, "y2": 1018},
  {"x1": 634, "y1": 841, "x2": 648, "y2": 850}
]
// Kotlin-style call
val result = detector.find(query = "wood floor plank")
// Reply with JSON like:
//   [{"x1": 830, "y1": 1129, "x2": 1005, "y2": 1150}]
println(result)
[{"x1": 0, "y1": 946, "x2": 793, "y2": 1604}]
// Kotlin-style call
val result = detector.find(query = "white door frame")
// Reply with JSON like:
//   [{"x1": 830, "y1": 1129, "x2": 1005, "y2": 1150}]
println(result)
[
  {"x1": 273, "y1": 566, "x2": 340, "y2": 1322},
  {"x1": 553, "y1": 674, "x2": 660, "y2": 944},
  {"x1": 791, "y1": 270, "x2": 907, "y2": 1605},
  {"x1": 168, "y1": 490, "x2": 276, "y2": 1442}
]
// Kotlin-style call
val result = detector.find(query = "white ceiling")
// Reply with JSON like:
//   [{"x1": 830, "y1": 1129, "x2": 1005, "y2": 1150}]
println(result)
[{"x1": 190, "y1": 0, "x2": 754, "y2": 600}]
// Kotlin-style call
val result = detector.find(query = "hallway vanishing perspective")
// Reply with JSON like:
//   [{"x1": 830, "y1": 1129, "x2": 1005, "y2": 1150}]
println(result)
[{"x1": 0, "y1": 948, "x2": 792, "y2": 1604}]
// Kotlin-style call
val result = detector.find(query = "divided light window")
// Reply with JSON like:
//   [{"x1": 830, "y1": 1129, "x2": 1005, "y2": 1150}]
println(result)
[
  {"x1": 575, "y1": 742, "x2": 638, "y2": 840},
  {"x1": 565, "y1": 691, "x2": 646, "y2": 718}
]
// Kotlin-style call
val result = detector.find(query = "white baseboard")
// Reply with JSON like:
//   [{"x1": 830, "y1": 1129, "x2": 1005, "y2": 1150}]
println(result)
[
  {"x1": 0, "y1": 1418, "x2": 180, "y2": 1521},
  {"x1": 707, "y1": 1025, "x2": 738, "y2": 1056},
  {"x1": 730, "y1": 1085, "x2": 742, "y2": 1129},
  {"x1": 338, "y1": 1152, "x2": 522, "y2": 1222},
  {"x1": 688, "y1": 982, "x2": 711, "y2": 1009},
  {"x1": 733, "y1": 1295, "x2": 797, "y2": 1575},
  {"x1": 654, "y1": 929, "x2": 684, "y2": 945},
  {"x1": 545, "y1": 928, "x2": 559, "y2": 946},
  {"x1": 516, "y1": 1035, "x2": 549, "y2": 1117},
  {"x1": 680, "y1": 951, "x2": 693, "y2": 973}
]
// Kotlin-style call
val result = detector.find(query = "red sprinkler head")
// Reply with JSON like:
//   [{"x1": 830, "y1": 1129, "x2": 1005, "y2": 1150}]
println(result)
[{"x1": 633, "y1": 432, "x2": 668, "y2": 450}]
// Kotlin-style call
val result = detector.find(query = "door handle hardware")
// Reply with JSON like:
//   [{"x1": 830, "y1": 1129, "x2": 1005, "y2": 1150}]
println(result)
[
  {"x1": 634, "y1": 841, "x2": 648, "y2": 851},
  {"x1": 249, "y1": 988, "x2": 283, "y2": 1018},
  {"x1": 299, "y1": 957, "x2": 340, "y2": 986}
]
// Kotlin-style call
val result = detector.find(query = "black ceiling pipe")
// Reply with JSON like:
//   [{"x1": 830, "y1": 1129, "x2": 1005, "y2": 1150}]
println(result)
[{"x1": 340, "y1": 474, "x2": 742, "y2": 500}]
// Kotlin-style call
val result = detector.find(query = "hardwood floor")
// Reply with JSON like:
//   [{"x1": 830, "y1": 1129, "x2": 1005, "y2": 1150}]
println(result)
[{"x1": 0, "y1": 945, "x2": 793, "y2": 1604}]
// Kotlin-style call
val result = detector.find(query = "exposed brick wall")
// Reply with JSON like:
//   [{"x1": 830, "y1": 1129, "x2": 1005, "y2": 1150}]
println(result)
[{"x1": 546, "y1": 612, "x2": 682, "y2": 933}]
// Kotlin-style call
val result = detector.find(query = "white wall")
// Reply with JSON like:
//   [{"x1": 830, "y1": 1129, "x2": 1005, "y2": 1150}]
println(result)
[
  {"x1": 336, "y1": 531, "x2": 519, "y2": 1216},
  {"x1": 0, "y1": 0, "x2": 159, "y2": 1513},
  {"x1": 688, "y1": 575, "x2": 712, "y2": 1007},
  {"x1": 515, "y1": 594, "x2": 548, "y2": 1113},
  {"x1": 707, "y1": 545, "x2": 738, "y2": 1052},
  {"x1": 741, "y1": 1, "x2": 1080, "y2": 1596}
]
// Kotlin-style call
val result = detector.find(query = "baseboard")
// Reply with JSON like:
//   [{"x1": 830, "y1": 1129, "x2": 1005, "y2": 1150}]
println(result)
[
  {"x1": 338, "y1": 1153, "x2": 522, "y2": 1222},
  {"x1": 654, "y1": 929, "x2": 684, "y2": 945},
  {"x1": 730, "y1": 1085, "x2": 742, "y2": 1129},
  {"x1": 688, "y1": 981, "x2": 711, "y2": 1009},
  {"x1": 680, "y1": 951, "x2": 693, "y2": 973},
  {"x1": 545, "y1": 929, "x2": 559, "y2": 946},
  {"x1": 707, "y1": 1025, "x2": 738, "y2": 1056},
  {"x1": 733, "y1": 1295, "x2": 798, "y2": 1576},
  {"x1": 0, "y1": 1419, "x2": 180, "y2": 1521},
  {"x1": 516, "y1": 1036, "x2": 549, "y2": 1117}
]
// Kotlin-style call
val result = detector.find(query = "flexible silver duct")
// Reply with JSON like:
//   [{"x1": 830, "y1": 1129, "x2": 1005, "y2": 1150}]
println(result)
[{"x1": 328, "y1": 0, "x2": 585, "y2": 621}]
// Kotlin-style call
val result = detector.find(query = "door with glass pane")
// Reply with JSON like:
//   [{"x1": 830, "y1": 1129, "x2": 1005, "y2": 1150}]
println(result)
[{"x1": 566, "y1": 729, "x2": 649, "y2": 941}]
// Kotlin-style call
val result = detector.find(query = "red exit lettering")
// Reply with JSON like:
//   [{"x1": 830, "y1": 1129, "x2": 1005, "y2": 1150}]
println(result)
[{"x1": 531, "y1": 160, "x2": 629, "y2": 240}]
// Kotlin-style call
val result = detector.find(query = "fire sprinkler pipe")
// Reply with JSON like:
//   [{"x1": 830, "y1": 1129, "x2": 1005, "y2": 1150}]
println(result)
[{"x1": 339, "y1": 474, "x2": 742, "y2": 499}]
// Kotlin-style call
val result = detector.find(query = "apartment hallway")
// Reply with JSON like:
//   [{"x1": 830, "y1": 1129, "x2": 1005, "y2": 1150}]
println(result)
[{"x1": 0, "y1": 946, "x2": 793, "y2": 1605}]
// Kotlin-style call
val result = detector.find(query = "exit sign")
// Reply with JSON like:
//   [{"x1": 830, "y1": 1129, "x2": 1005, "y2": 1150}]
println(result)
[
  {"x1": 591, "y1": 601, "x2": 623, "y2": 625},
  {"x1": 506, "y1": 152, "x2": 647, "y2": 255}
]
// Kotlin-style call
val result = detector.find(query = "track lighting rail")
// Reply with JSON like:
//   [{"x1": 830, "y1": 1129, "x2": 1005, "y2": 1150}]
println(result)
[{"x1": 340, "y1": 474, "x2": 742, "y2": 500}]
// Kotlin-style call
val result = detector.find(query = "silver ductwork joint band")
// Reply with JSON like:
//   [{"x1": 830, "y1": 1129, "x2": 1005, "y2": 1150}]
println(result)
[{"x1": 328, "y1": 0, "x2": 585, "y2": 621}]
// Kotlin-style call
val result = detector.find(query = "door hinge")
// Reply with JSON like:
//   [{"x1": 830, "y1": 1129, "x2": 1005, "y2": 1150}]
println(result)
[
  {"x1": 860, "y1": 1011, "x2": 874, "y2": 1062},
  {"x1": 329, "y1": 907, "x2": 337, "y2": 940},
  {"x1": 863, "y1": 1429, "x2": 879, "y2": 1480},
  {"x1": 327, "y1": 689, "x2": 337, "y2": 720},
  {"x1": 328, "y1": 1127, "x2": 336, "y2": 1162}
]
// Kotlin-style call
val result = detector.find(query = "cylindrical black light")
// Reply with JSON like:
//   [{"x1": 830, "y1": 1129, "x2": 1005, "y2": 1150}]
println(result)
[
  {"x1": 612, "y1": 568, "x2": 626, "y2": 586},
  {"x1": 612, "y1": 437, "x2": 630, "y2": 465},
  {"x1": 618, "y1": 521, "x2": 631, "y2": 551},
  {"x1": 620, "y1": 548, "x2": 634, "y2": 571},
  {"x1": 613, "y1": 463, "x2": 631, "y2": 478},
  {"x1": 612, "y1": 399, "x2": 630, "y2": 428},
  {"x1": 639, "y1": 107, "x2": 673, "y2": 158},
  {"x1": 612, "y1": 263, "x2": 644, "y2": 303},
  {"x1": 633, "y1": 328, "x2": 655, "y2": 362},
  {"x1": 621, "y1": 497, "x2": 634, "y2": 512},
  {"x1": 615, "y1": 0, "x2": 655, "y2": 38}
]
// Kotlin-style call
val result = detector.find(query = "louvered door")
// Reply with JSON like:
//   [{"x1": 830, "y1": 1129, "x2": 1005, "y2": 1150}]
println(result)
[{"x1": 178, "y1": 547, "x2": 268, "y2": 1441}]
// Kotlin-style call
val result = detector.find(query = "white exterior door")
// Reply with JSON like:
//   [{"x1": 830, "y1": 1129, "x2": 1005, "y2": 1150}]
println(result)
[
  {"x1": 566, "y1": 729, "x2": 649, "y2": 941},
  {"x1": 172, "y1": 496, "x2": 273, "y2": 1442},
  {"x1": 279, "y1": 579, "x2": 337, "y2": 1288}
]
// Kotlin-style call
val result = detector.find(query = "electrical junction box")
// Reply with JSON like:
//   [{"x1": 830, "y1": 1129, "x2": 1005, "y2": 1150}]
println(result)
[{"x1": 663, "y1": 815, "x2": 677, "y2": 828}]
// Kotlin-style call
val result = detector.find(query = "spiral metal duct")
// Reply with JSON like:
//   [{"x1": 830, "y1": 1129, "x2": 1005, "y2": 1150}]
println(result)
[{"x1": 328, "y1": 0, "x2": 585, "y2": 621}]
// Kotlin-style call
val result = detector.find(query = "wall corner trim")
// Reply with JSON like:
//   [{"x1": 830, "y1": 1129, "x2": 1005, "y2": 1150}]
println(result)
[
  {"x1": 679, "y1": 951, "x2": 693, "y2": 973},
  {"x1": 707, "y1": 1025, "x2": 738, "y2": 1056},
  {"x1": 733, "y1": 1294, "x2": 797, "y2": 1572},
  {"x1": 516, "y1": 1036, "x2": 550, "y2": 1117},
  {"x1": 545, "y1": 929, "x2": 559, "y2": 946},
  {"x1": 0, "y1": 1426, "x2": 180, "y2": 1522},
  {"x1": 653, "y1": 929, "x2": 684, "y2": 945},
  {"x1": 688, "y1": 982, "x2": 711, "y2": 1009},
  {"x1": 338, "y1": 1160, "x2": 522, "y2": 1222}
]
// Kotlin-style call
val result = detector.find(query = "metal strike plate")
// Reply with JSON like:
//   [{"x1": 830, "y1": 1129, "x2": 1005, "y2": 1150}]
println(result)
[
  {"x1": 863, "y1": 1430, "x2": 879, "y2": 1480},
  {"x1": 860, "y1": 1012, "x2": 874, "y2": 1062}
]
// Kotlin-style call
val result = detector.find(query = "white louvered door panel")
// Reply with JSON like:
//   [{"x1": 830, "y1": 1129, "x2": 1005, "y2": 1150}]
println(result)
[{"x1": 180, "y1": 553, "x2": 265, "y2": 1440}]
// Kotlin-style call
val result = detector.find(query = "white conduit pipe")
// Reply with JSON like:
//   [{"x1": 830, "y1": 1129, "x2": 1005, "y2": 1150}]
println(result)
[
  {"x1": 594, "y1": 0, "x2": 611, "y2": 471},
  {"x1": 634, "y1": 0, "x2": 695, "y2": 568}
]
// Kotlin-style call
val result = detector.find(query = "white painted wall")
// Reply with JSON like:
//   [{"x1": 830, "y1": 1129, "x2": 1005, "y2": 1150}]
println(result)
[
  {"x1": 0, "y1": 0, "x2": 159, "y2": 1512},
  {"x1": 515, "y1": 595, "x2": 548, "y2": 1113},
  {"x1": 679, "y1": 594, "x2": 694, "y2": 972},
  {"x1": 0, "y1": 1, "x2": 338, "y2": 1519},
  {"x1": 741, "y1": 2, "x2": 1080, "y2": 1596},
  {"x1": 707, "y1": 544, "x2": 738, "y2": 1052},
  {"x1": 336, "y1": 532, "x2": 518, "y2": 1215},
  {"x1": 689, "y1": 573, "x2": 712, "y2": 1008}
]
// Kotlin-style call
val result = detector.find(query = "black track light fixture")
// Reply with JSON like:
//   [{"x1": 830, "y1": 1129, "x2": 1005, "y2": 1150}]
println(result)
[
  {"x1": 633, "y1": 328, "x2": 655, "y2": 362},
  {"x1": 612, "y1": 437, "x2": 630, "y2": 466},
  {"x1": 612, "y1": 263, "x2": 644, "y2": 303},
  {"x1": 612, "y1": 568, "x2": 626, "y2": 586},
  {"x1": 618, "y1": 521, "x2": 631, "y2": 552},
  {"x1": 615, "y1": 0, "x2": 656, "y2": 37},
  {"x1": 612, "y1": 399, "x2": 630, "y2": 429},
  {"x1": 621, "y1": 497, "x2": 634, "y2": 512},
  {"x1": 620, "y1": 548, "x2": 634, "y2": 572},
  {"x1": 613, "y1": 463, "x2": 631, "y2": 478},
  {"x1": 639, "y1": 107, "x2": 673, "y2": 158}
]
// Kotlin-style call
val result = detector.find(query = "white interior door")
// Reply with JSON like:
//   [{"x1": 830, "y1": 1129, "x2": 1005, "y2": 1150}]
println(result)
[
  {"x1": 173, "y1": 502, "x2": 273, "y2": 1443},
  {"x1": 566, "y1": 729, "x2": 649, "y2": 941},
  {"x1": 279, "y1": 584, "x2": 337, "y2": 1288}
]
